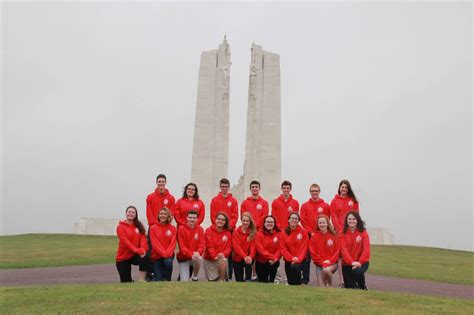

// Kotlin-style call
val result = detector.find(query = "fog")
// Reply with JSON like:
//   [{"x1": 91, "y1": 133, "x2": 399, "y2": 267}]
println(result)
[{"x1": 2, "y1": 2, "x2": 472, "y2": 251}]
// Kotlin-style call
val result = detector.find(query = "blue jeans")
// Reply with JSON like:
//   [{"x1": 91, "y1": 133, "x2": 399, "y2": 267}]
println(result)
[{"x1": 152, "y1": 257, "x2": 174, "y2": 281}]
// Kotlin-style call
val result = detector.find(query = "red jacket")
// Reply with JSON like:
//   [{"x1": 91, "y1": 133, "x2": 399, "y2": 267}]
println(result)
[
  {"x1": 271, "y1": 194, "x2": 300, "y2": 229},
  {"x1": 330, "y1": 194, "x2": 359, "y2": 233},
  {"x1": 204, "y1": 225, "x2": 232, "y2": 260},
  {"x1": 149, "y1": 222, "x2": 177, "y2": 260},
  {"x1": 210, "y1": 193, "x2": 239, "y2": 230},
  {"x1": 255, "y1": 229, "x2": 282, "y2": 263},
  {"x1": 340, "y1": 229, "x2": 370, "y2": 266},
  {"x1": 177, "y1": 224, "x2": 205, "y2": 262},
  {"x1": 146, "y1": 188, "x2": 176, "y2": 226},
  {"x1": 116, "y1": 221, "x2": 148, "y2": 261},
  {"x1": 174, "y1": 198, "x2": 205, "y2": 227},
  {"x1": 309, "y1": 230, "x2": 340, "y2": 267},
  {"x1": 232, "y1": 226, "x2": 256, "y2": 262},
  {"x1": 241, "y1": 196, "x2": 269, "y2": 228},
  {"x1": 280, "y1": 225, "x2": 309, "y2": 263},
  {"x1": 301, "y1": 198, "x2": 330, "y2": 233}
]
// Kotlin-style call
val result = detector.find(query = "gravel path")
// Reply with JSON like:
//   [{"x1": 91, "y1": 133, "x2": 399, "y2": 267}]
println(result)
[{"x1": 1, "y1": 263, "x2": 472, "y2": 300}]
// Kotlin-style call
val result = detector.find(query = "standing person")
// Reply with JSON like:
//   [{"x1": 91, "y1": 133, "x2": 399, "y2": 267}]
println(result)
[
  {"x1": 232, "y1": 212, "x2": 257, "y2": 282},
  {"x1": 330, "y1": 179, "x2": 359, "y2": 233},
  {"x1": 241, "y1": 180, "x2": 269, "y2": 229},
  {"x1": 150, "y1": 207, "x2": 177, "y2": 281},
  {"x1": 177, "y1": 210, "x2": 205, "y2": 281},
  {"x1": 203, "y1": 212, "x2": 232, "y2": 281},
  {"x1": 280, "y1": 213, "x2": 309, "y2": 285},
  {"x1": 340, "y1": 211, "x2": 370, "y2": 290},
  {"x1": 146, "y1": 174, "x2": 176, "y2": 227},
  {"x1": 174, "y1": 183, "x2": 205, "y2": 227},
  {"x1": 271, "y1": 180, "x2": 300, "y2": 229},
  {"x1": 115, "y1": 206, "x2": 148, "y2": 283},
  {"x1": 255, "y1": 215, "x2": 282, "y2": 283},
  {"x1": 309, "y1": 215, "x2": 340, "y2": 287},
  {"x1": 300, "y1": 183, "x2": 330, "y2": 285}
]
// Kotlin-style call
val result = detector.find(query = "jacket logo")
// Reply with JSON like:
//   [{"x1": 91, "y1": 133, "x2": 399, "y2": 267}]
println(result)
[
  {"x1": 193, "y1": 203, "x2": 199, "y2": 209},
  {"x1": 256, "y1": 204, "x2": 262, "y2": 210},
  {"x1": 135, "y1": 228, "x2": 139, "y2": 234},
  {"x1": 194, "y1": 233, "x2": 199, "y2": 240},
  {"x1": 296, "y1": 233, "x2": 303, "y2": 240},
  {"x1": 273, "y1": 236, "x2": 278, "y2": 243},
  {"x1": 222, "y1": 235, "x2": 228, "y2": 242},
  {"x1": 164, "y1": 199, "x2": 169, "y2": 205},
  {"x1": 348, "y1": 200, "x2": 354, "y2": 207},
  {"x1": 318, "y1": 207, "x2": 323, "y2": 213},
  {"x1": 356, "y1": 235, "x2": 361, "y2": 243},
  {"x1": 327, "y1": 239, "x2": 334, "y2": 247},
  {"x1": 166, "y1": 230, "x2": 172, "y2": 237},
  {"x1": 287, "y1": 206, "x2": 293, "y2": 212},
  {"x1": 227, "y1": 201, "x2": 232, "y2": 208}
]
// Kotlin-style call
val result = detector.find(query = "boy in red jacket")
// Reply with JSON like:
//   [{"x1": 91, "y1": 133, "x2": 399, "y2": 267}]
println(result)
[
  {"x1": 271, "y1": 180, "x2": 300, "y2": 229},
  {"x1": 241, "y1": 180, "x2": 269, "y2": 229},
  {"x1": 177, "y1": 210, "x2": 205, "y2": 281}
]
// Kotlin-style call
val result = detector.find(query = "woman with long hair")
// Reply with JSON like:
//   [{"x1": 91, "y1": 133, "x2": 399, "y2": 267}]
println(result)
[
  {"x1": 340, "y1": 211, "x2": 370, "y2": 290},
  {"x1": 280, "y1": 212, "x2": 309, "y2": 285},
  {"x1": 232, "y1": 212, "x2": 257, "y2": 282},
  {"x1": 203, "y1": 212, "x2": 232, "y2": 281},
  {"x1": 330, "y1": 180, "x2": 359, "y2": 233},
  {"x1": 174, "y1": 183, "x2": 205, "y2": 227},
  {"x1": 150, "y1": 207, "x2": 177, "y2": 281},
  {"x1": 255, "y1": 215, "x2": 282, "y2": 283},
  {"x1": 309, "y1": 215, "x2": 340, "y2": 287},
  {"x1": 115, "y1": 206, "x2": 148, "y2": 282}
]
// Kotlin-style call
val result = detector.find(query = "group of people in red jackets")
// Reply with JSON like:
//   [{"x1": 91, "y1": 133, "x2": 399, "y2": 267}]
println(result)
[{"x1": 115, "y1": 174, "x2": 370, "y2": 290}]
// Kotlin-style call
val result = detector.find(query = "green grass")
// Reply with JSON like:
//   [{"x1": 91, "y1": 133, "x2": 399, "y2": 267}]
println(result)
[{"x1": 1, "y1": 282, "x2": 473, "y2": 314}]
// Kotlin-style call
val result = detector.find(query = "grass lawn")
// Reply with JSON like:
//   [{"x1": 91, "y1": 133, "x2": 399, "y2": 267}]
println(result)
[
  {"x1": 1, "y1": 282, "x2": 473, "y2": 314},
  {"x1": 1, "y1": 234, "x2": 473, "y2": 285}
]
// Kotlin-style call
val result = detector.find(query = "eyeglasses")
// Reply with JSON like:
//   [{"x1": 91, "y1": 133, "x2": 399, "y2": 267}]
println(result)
[
  {"x1": 264, "y1": 221, "x2": 275, "y2": 224},
  {"x1": 216, "y1": 218, "x2": 226, "y2": 221},
  {"x1": 187, "y1": 188, "x2": 196, "y2": 191}
]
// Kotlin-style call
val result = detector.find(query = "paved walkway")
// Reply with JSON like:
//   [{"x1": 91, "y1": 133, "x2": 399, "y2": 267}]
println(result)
[{"x1": 1, "y1": 263, "x2": 472, "y2": 300}]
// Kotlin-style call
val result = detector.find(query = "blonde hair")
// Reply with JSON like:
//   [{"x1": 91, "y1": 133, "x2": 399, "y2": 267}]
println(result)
[
  {"x1": 241, "y1": 212, "x2": 257, "y2": 241},
  {"x1": 316, "y1": 215, "x2": 337, "y2": 236},
  {"x1": 158, "y1": 207, "x2": 173, "y2": 225}
]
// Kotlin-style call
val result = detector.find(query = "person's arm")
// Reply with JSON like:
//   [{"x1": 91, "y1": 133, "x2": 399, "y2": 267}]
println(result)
[
  {"x1": 300, "y1": 205, "x2": 311, "y2": 232},
  {"x1": 232, "y1": 232, "x2": 246, "y2": 260},
  {"x1": 205, "y1": 229, "x2": 217, "y2": 260},
  {"x1": 358, "y1": 232, "x2": 371, "y2": 264},
  {"x1": 197, "y1": 228, "x2": 206, "y2": 256},
  {"x1": 117, "y1": 225, "x2": 141, "y2": 254},
  {"x1": 197, "y1": 201, "x2": 205, "y2": 226},
  {"x1": 150, "y1": 226, "x2": 167, "y2": 257},
  {"x1": 296, "y1": 231, "x2": 309, "y2": 263},
  {"x1": 279, "y1": 234, "x2": 293, "y2": 262},
  {"x1": 210, "y1": 198, "x2": 217, "y2": 226},
  {"x1": 146, "y1": 195, "x2": 155, "y2": 226},
  {"x1": 340, "y1": 235, "x2": 354, "y2": 265},
  {"x1": 249, "y1": 239, "x2": 256, "y2": 259},
  {"x1": 328, "y1": 236, "x2": 341, "y2": 266},
  {"x1": 330, "y1": 200, "x2": 342, "y2": 232},
  {"x1": 177, "y1": 227, "x2": 192, "y2": 260},
  {"x1": 309, "y1": 235, "x2": 322, "y2": 265},
  {"x1": 139, "y1": 234, "x2": 148, "y2": 254},
  {"x1": 259, "y1": 202, "x2": 269, "y2": 227},
  {"x1": 223, "y1": 232, "x2": 232, "y2": 257},
  {"x1": 230, "y1": 200, "x2": 239, "y2": 230},
  {"x1": 164, "y1": 228, "x2": 177, "y2": 258}
]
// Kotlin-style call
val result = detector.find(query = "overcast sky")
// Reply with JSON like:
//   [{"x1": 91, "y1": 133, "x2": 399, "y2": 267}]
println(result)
[{"x1": 2, "y1": 1, "x2": 472, "y2": 251}]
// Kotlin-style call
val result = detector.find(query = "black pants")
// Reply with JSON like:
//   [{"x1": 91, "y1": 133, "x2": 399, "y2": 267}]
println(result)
[
  {"x1": 301, "y1": 252, "x2": 311, "y2": 284},
  {"x1": 233, "y1": 260, "x2": 252, "y2": 282},
  {"x1": 116, "y1": 255, "x2": 149, "y2": 283},
  {"x1": 342, "y1": 262, "x2": 369, "y2": 289},
  {"x1": 228, "y1": 251, "x2": 234, "y2": 280},
  {"x1": 285, "y1": 261, "x2": 303, "y2": 285},
  {"x1": 146, "y1": 229, "x2": 154, "y2": 275},
  {"x1": 256, "y1": 261, "x2": 280, "y2": 283}
]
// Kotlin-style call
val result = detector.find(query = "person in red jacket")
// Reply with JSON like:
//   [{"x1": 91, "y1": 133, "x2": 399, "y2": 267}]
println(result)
[
  {"x1": 203, "y1": 212, "x2": 232, "y2": 281},
  {"x1": 340, "y1": 211, "x2": 370, "y2": 290},
  {"x1": 300, "y1": 183, "x2": 330, "y2": 285},
  {"x1": 280, "y1": 212, "x2": 309, "y2": 285},
  {"x1": 271, "y1": 180, "x2": 300, "y2": 229},
  {"x1": 116, "y1": 206, "x2": 148, "y2": 283},
  {"x1": 241, "y1": 180, "x2": 269, "y2": 229},
  {"x1": 174, "y1": 183, "x2": 205, "y2": 227},
  {"x1": 309, "y1": 215, "x2": 340, "y2": 287},
  {"x1": 177, "y1": 210, "x2": 205, "y2": 281},
  {"x1": 146, "y1": 174, "x2": 176, "y2": 227},
  {"x1": 232, "y1": 212, "x2": 257, "y2": 282},
  {"x1": 330, "y1": 179, "x2": 359, "y2": 233},
  {"x1": 210, "y1": 178, "x2": 239, "y2": 230},
  {"x1": 255, "y1": 215, "x2": 282, "y2": 283},
  {"x1": 149, "y1": 207, "x2": 177, "y2": 281}
]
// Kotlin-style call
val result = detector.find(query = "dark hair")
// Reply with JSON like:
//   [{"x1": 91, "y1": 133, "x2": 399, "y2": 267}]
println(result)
[
  {"x1": 249, "y1": 180, "x2": 260, "y2": 189},
  {"x1": 285, "y1": 212, "x2": 300, "y2": 235},
  {"x1": 156, "y1": 174, "x2": 167, "y2": 182},
  {"x1": 187, "y1": 210, "x2": 198, "y2": 217},
  {"x1": 316, "y1": 215, "x2": 337, "y2": 236},
  {"x1": 220, "y1": 178, "x2": 230, "y2": 186},
  {"x1": 281, "y1": 180, "x2": 292, "y2": 189},
  {"x1": 215, "y1": 212, "x2": 230, "y2": 231},
  {"x1": 262, "y1": 215, "x2": 281, "y2": 233},
  {"x1": 182, "y1": 183, "x2": 199, "y2": 199},
  {"x1": 343, "y1": 211, "x2": 366, "y2": 234},
  {"x1": 125, "y1": 206, "x2": 146, "y2": 234},
  {"x1": 338, "y1": 179, "x2": 358, "y2": 203}
]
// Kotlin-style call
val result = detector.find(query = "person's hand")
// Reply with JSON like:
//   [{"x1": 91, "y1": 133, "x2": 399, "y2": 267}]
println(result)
[
  {"x1": 139, "y1": 253, "x2": 146, "y2": 258},
  {"x1": 352, "y1": 261, "x2": 361, "y2": 269},
  {"x1": 323, "y1": 260, "x2": 330, "y2": 265},
  {"x1": 217, "y1": 253, "x2": 224, "y2": 259},
  {"x1": 244, "y1": 256, "x2": 252, "y2": 264},
  {"x1": 192, "y1": 252, "x2": 200, "y2": 260},
  {"x1": 291, "y1": 257, "x2": 299, "y2": 264}
]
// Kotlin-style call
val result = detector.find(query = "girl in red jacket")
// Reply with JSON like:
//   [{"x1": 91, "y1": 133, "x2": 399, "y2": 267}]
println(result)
[
  {"x1": 309, "y1": 215, "x2": 340, "y2": 287},
  {"x1": 232, "y1": 212, "x2": 256, "y2": 282},
  {"x1": 115, "y1": 206, "x2": 148, "y2": 282},
  {"x1": 174, "y1": 183, "x2": 205, "y2": 227},
  {"x1": 255, "y1": 215, "x2": 282, "y2": 283},
  {"x1": 150, "y1": 207, "x2": 177, "y2": 281},
  {"x1": 280, "y1": 212, "x2": 309, "y2": 285},
  {"x1": 330, "y1": 179, "x2": 359, "y2": 233},
  {"x1": 340, "y1": 211, "x2": 370, "y2": 290},
  {"x1": 203, "y1": 212, "x2": 232, "y2": 281}
]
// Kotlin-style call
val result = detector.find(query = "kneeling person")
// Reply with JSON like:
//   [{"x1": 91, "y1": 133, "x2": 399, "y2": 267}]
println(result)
[
  {"x1": 177, "y1": 211, "x2": 205, "y2": 281},
  {"x1": 204, "y1": 212, "x2": 232, "y2": 281}
]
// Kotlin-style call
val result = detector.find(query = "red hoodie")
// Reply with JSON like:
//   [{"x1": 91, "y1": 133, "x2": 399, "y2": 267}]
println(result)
[
  {"x1": 280, "y1": 225, "x2": 309, "y2": 263},
  {"x1": 340, "y1": 229, "x2": 370, "y2": 266},
  {"x1": 149, "y1": 222, "x2": 177, "y2": 260},
  {"x1": 174, "y1": 198, "x2": 205, "y2": 227},
  {"x1": 300, "y1": 198, "x2": 330, "y2": 233},
  {"x1": 146, "y1": 188, "x2": 176, "y2": 226},
  {"x1": 241, "y1": 196, "x2": 269, "y2": 228},
  {"x1": 330, "y1": 194, "x2": 359, "y2": 233},
  {"x1": 271, "y1": 194, "x2": 300, "y2": 229},
  {"x1": 255, "y1": 229, "x2": 282, "y2": 263},
  {"x1": 116, "y1": 221, "x2": 148, "y2": 261},
  {"x1": 204, "y1": 225, "x2": 232, "y2": 260},
  {"x1": 309, "y1": 230, "x2": 340, "y2": 267},
  {"x1": 177, "y1": 224, "x2": 205, "y2": 262},
  {"x1": 232, "y1": 226, "x2": 256, "y2": 262},
  {"x1": 210, "y1": 193, "x2": 239, "y2": 230}
]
